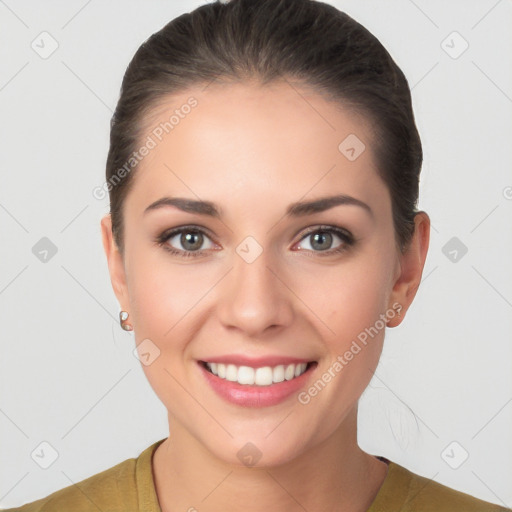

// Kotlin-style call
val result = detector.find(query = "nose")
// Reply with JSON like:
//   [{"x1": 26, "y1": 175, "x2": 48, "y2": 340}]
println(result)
[{"x1": 216, "y1": 248, "x2": 294, "y2": 338}]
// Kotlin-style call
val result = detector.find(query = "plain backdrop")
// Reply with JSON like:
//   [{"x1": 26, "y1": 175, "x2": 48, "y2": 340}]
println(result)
[{"x1": 1, "y1": 0, "x2": 511, "y2": 508}]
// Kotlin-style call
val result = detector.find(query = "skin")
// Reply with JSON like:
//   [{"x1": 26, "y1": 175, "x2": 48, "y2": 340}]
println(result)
[{"x1": 101, "y1": 79, "x2": 430, "y2": 512}]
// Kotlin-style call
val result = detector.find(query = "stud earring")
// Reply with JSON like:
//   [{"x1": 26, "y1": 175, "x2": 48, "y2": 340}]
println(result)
[{"x1": 119, "y1": 310, "x2": 133, "y2": 331}]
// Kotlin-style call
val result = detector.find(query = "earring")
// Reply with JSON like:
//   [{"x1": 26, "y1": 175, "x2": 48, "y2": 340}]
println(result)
[
  {"x1": 119, "y1": 310, "x2": 133, "y2": 331},
  {"x1": 395, "y1": 305, "x2": 402, "y2": 318}
]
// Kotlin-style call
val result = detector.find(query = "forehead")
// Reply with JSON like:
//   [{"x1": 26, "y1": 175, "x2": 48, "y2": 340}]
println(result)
[{"x1": 126, "y1": 80, "x2": 389, "y2": 219}]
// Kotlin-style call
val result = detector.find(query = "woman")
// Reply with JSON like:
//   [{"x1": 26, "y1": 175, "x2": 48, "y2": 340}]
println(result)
[{"x1": 6, "y1": 0, "x2": 510, "y2": 510}]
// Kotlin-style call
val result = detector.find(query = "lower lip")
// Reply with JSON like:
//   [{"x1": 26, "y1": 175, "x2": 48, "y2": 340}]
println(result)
[{"x1": 199, "y1": 362, "x2": 317, "y2": 408}]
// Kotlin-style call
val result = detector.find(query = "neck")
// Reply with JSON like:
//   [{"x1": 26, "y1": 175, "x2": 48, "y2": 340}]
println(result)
[{"x1": 152, "y1": 407, "x2": 388, "y2": 512}]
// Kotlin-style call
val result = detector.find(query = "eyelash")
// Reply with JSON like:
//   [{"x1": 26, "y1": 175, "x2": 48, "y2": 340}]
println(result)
[{"x1": 155, "y1": 224, "x2": 356, "y2": 259}]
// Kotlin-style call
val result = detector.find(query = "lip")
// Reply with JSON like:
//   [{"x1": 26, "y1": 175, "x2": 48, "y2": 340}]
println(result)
[
  {"x1": 198, "y1": 359, "x2": 317, "y2": 408},
  {"x1": 200, "y1": 355, "x2": 313, "y2": 368}
]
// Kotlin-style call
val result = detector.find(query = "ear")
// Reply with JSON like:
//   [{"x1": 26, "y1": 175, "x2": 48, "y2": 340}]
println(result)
[
  {"x1": 387, "y1": 211, "x2": 430, "y2": 327},
  {"x1": 100, "y1": 213, "x2": 129, "y2": 309}
]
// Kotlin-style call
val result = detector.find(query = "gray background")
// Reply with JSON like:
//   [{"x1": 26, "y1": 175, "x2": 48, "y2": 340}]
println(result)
[{"x1": 1, "y1": 0, "x2": 511, "y2": 508}]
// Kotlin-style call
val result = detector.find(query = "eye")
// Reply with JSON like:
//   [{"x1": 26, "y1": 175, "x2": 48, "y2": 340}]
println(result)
[
  {"x1": 156, "y1": 224, "x2": 356, "y2": 259},
  {"x1": 294, "y1": 226, "x2": 355, "y2": 256},
  {"x1": 156, "y1": 226, "x2": 217, "y2": 258}
]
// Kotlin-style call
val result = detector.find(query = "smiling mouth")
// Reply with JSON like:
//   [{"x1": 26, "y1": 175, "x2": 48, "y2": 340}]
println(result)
[{"x1": 200, "y1": 361, "x2": 317, "y2": 386}]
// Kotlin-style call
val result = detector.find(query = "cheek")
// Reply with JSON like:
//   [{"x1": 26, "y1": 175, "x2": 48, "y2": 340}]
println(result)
[
  {"x1": 126, "y1": 245, "x2": 209, "y2": 339},
  {"x1": 302, "y1": 254, "x2": 392, "y2": 347},
  {"x1": 125, "y1": 255, "x2": 204, "y2": 408},
  {"x1": 299, "y1": 253, "x2": 391, "y2": 407}
]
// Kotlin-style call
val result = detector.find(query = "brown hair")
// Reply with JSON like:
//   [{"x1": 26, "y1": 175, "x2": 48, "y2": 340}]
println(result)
[{"x1": 106, "y1": 0, "x2": 422, "y2": 255}]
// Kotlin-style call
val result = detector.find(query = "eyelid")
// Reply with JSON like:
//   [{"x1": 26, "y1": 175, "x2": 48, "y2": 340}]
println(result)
[
  {"x1": 295, "y1": 224, "x2": 354, "y2": 242},
  {"x1": 158, "y1": 224, "x2": 216, "y2": 241}
]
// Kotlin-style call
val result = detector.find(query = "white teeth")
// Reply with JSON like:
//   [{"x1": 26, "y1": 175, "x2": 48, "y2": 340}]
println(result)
[
  {"x1": 225, "y1": 364, "x2": 238, "y2": 381},
  {"x1": 284, "y1": 364, "x2": 295, "y2": 380},
  {"x1": 255, "y1": 366, "x2": 273, "y2": 386},
  {"x1": 238, "y1": 366, "x2": 255, "y2": 385},
  {"x1": 205, "y1": 361, "x2": 309, "y2": 386},
  {"x1": 272, "y1": 365, "x2": 285, "y2": 383}
]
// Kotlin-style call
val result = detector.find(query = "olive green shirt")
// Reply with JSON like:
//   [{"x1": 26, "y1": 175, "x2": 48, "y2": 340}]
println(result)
[{"x1": 3, "y1": 438, "x2": 510, "y2": 511}]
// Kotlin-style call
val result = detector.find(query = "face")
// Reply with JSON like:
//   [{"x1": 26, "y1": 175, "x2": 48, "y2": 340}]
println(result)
[{"x1": 102, "y1": 80, "x2": 418, "y2": 467}]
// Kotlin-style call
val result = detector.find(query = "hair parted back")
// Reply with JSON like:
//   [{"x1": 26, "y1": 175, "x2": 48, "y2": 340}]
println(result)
[{"x1": 106, "y1": 0, "x2": 422, "y2": 255}]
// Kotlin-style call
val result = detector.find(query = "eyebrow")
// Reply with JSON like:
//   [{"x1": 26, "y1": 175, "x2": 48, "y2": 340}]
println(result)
[{"x1": 143, "y1": 194, "x2": 373, "y2": 219}]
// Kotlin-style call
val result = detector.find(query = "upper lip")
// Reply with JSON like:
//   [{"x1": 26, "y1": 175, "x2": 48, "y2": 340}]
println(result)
[{"x1": 199, "y1": 355, "x2": 316, "y2": 368}]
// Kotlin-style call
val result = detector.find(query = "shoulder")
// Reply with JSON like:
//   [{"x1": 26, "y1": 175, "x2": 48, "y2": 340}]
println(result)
[
  {"x1": 370, "y1": 459, "x2": 511, "y2": 512},
  {"x1": 403, "y1": 469, "x2": 510, "y2": 512},
  {"x1": 0, "y1": 443, "x2": 155, "y2": 512}
]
